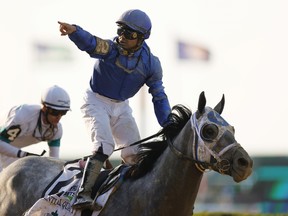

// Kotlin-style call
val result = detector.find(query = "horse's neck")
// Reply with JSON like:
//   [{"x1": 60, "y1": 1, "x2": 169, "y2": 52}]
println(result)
[{"x1": 146, "y1": 120, "x2": 203, "y2": 213}]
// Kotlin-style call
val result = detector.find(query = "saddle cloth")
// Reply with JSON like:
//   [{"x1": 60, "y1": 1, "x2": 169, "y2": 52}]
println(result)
[{"x1": 24, "y1": 161, "x2": 114, "y2": 216}]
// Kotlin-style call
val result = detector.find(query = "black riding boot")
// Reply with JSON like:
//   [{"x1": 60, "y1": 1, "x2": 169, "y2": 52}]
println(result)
[{"x1": 72, "y1": 153, "x2": 107, "y2": 210}]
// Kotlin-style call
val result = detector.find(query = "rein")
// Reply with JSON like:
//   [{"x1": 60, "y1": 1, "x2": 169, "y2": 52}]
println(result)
[
  {"x1": 112, "y1": 107, "x2": 239, "y2": 175},
  {"x1": 113, "y1": 130, "x2": 163, "y2": 152}
]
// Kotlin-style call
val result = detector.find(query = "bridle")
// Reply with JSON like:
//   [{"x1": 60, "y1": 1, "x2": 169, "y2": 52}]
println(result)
[
  {"x1": 167, "y1": 132, "x2": 240, "y2": 174},
  {"x1": 167, "y1": 112, "x2": 241, "y2": 174}
]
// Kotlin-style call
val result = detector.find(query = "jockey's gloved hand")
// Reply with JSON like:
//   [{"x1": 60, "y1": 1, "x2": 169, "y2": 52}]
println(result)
[
  {"x1": 17, "y1": 150, "x2": 42, "y2": 157},
  {"x1": 162, "y1": 119, "x2": 173, "y2": 128}
]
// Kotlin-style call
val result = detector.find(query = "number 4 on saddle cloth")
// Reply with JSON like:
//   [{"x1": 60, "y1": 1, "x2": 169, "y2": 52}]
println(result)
[{"x1": 24, "y1": 159, "x2": 131, "y2": 216}]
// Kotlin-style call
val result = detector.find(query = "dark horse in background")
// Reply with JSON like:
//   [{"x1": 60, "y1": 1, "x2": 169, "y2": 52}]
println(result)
[{"x1": 0, "y1": 92, "x2": 253, "y2": 216}]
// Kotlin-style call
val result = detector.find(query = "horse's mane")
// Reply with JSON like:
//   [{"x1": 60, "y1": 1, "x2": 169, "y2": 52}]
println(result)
[{"x1": 129, "y1": 104, "x2": 192, "y2": 179}]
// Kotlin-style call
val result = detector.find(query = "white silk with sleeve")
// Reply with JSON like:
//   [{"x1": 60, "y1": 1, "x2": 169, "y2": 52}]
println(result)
[
  {"x1": 0, "y1": 104, "x2": 63, "y2": 171},
  {"x1": 49, "y1": 146, "x2": 60, "y2": 158}
]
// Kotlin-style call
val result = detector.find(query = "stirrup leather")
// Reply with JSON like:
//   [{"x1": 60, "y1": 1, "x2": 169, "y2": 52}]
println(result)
[{"x1": 72, "y1": 196, "x2": 102, "y2": 211}]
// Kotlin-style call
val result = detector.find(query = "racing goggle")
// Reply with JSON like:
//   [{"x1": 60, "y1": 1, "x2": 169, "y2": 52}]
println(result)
[
  {"x1": 117, "y1": 27, "x2": 139, "y2": 40},
  {"x1": 47, "y1": 107, "x2": 68, "y2": 116}
]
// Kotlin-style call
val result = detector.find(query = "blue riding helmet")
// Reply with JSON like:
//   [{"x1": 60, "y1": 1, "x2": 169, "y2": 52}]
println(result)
[{"x1": 116, "y1": 9, "x2": 152, "y2": 39}]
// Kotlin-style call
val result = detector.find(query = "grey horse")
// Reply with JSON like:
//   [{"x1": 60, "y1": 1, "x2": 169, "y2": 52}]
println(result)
[{"x1": 0, "y1": 91, "x2": 253, "y2": 216}]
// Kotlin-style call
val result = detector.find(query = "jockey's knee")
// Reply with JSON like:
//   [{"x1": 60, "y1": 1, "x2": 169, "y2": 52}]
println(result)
[
  {"x1": 121, "y1": 154, "x2": 138, "y2": 165},
  {"x1": 121, "y1": 146, "x2": 139, "y2": 165}
]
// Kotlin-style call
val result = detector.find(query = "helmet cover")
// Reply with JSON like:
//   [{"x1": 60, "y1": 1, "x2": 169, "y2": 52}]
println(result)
[
  {"x1": 41, "y1": 85, "x2": 71, "y2": 110},
  {"x1": 116, "y1": 9, "x2": 152, "y2": 39}
]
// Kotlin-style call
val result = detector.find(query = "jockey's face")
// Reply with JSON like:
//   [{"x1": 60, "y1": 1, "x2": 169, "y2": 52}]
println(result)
[
  {"x1": 46, "y1": 113, "x2": 62, "y2": 126},
  {"x1": 117, "y1": 35, "x2": 139, "y2": 50},
  {"x1": 117, "y1": 25, "x2": 142, "y2": 51},
  {"x1": 42, "y1": 106, "x2": 67, "y2": 126}
]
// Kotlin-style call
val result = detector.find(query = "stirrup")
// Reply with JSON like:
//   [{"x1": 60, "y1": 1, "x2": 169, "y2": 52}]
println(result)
[{"x1": 72, "y1": 197, "x2": 102, "y2": 211}]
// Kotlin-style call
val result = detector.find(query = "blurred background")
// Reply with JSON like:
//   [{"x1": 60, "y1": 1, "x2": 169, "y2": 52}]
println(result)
[{"x1": 1, "y1": 0, "x2": 288, "y2": 213}]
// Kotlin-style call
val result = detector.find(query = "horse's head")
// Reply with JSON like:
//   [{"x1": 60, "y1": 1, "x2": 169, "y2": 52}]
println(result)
[
  {"x1": 133, "y1": 91, "x2": 253, "y2": 183},
  {"x1": 192, "y1": 91, "x2": 253, "y2": 182}
]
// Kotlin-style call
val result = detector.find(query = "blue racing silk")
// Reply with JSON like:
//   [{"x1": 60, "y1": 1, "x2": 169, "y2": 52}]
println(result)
[{"x1": 68, "y1": 25, "x2": 171, "y2": 126}]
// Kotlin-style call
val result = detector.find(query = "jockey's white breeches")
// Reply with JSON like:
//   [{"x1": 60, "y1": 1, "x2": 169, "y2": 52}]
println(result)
[{"x1": 81, "y1": 88, "x2": 140, "y2": 165}]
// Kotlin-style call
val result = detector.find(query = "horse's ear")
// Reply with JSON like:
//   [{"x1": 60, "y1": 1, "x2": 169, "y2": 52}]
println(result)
[
  {"x1": 198, "y1": 91, "x2": 206, "y2": 114},
  {"x1": 214, "y1": 94, "x2": 225, "y2": 114}
]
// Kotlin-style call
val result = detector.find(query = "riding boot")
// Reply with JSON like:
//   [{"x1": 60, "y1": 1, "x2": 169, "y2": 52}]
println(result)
[{"x1": 72, "y1": 153, "x2": 107, "y2": 210}]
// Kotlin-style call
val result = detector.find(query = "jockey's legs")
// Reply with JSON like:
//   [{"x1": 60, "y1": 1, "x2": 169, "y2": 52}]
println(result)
[
  {"x1": 80, "y1": 89, "x2": 140, "y2": 165},
  {"x1": 80, "y1": 91, "x2": 116, "y2": 155},
  {"x1": 72, "y1": 153, "x2": 108, "y2": 210},
  {"x1": 111, "y1": 102, "x2": 140, "y2": 165},
  {"x1": 75, "y1": 89, "x2": 140, "y2": 210}
]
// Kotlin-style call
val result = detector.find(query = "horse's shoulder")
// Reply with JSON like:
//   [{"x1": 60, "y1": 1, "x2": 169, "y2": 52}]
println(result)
[{"x1": 17, "y1": 156, "x2": 65, "y2": 170}]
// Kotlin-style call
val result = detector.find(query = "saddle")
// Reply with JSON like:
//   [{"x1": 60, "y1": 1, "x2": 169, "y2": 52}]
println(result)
[
  {"x1": 31, "y1": 160, "x2": 132, "y2": 216},
  {"x1": 91, "y1": 163, "x2": 131, "y2": 200}
]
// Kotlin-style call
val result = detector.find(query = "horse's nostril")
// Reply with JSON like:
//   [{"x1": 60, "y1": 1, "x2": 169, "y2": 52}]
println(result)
[{"x1": 238, "y1": 158, "x2": 248, "y2": 167}]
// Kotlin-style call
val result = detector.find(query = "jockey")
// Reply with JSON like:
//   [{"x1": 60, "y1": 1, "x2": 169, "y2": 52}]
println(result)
[
  {"x1": 58, "y1": 9, "x2": 171, "y2": 210},
  {"x1": 0, "y1": 85, "x2": 71, "y2": 171}
]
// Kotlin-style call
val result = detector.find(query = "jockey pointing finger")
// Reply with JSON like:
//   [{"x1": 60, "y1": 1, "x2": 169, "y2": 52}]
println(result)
[
  {"x1": 58, "y1": 9, "x2": 171, "y2": 210},
  {"x1": 58, "y1": 21, "x2": 76, "y2": 35}
]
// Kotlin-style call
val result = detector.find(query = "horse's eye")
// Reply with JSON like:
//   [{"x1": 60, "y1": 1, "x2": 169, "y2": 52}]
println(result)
[{"x1": 201, "y1": 124, "x2": 219, "y2": 141}]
